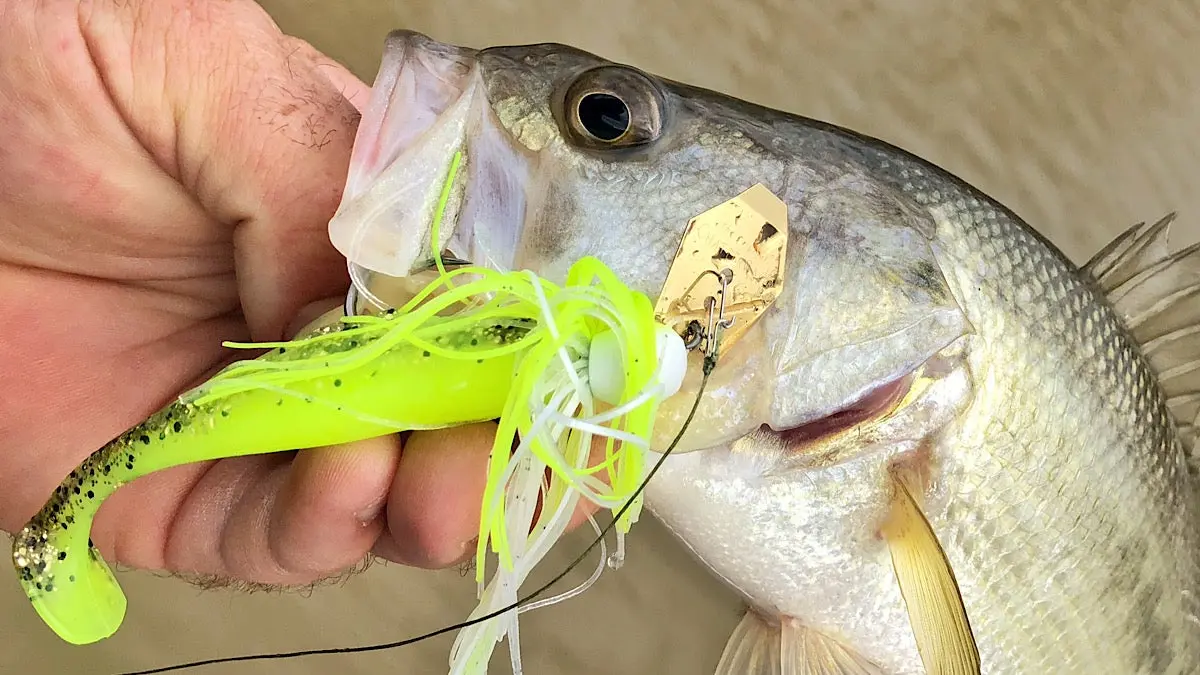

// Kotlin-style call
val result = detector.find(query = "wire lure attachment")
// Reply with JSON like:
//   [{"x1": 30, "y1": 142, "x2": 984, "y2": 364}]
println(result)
[
  {"x1": 674, "y1": 267, "x2": 735, "y2": 359},
  {"x1": 701, "y1": 268, "x2": 735, "y2": 360},
  {"x1": 655, "y1": 183, "x2": 789, "y2": 363}
]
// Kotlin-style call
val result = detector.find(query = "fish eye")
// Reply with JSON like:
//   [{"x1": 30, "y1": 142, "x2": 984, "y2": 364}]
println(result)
[
  {"x1": 576, "y1": 93, "x2": 630, "y2": 141},
  {"x1": 560, "y1": 66, "x2": 664, "y2": 150}
]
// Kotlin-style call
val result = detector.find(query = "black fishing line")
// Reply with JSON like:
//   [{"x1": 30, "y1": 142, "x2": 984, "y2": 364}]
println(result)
[{"x1": 116, "y1": 354, "x2": 718, "y2": 675}]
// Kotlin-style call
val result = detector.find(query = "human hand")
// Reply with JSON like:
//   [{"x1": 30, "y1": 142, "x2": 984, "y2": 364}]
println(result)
[{"x1": 0, "y1": 0, "x2": 593, "y2": 589}]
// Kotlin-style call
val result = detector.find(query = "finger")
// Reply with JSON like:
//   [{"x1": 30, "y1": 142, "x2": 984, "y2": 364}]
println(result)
[
  {"x1": 292, "y1": 35, "x2": 372, "y2": 114},
  {"x1": 149, "y1": 435, "x2": 401, "y2": 585},
  {"x1": 80, "y1": 0, "x2": 372, "y2": 341},
  {"x1": 164, "y1": 453, "x2": 294, "y2": 581},
  {"x1": 374, "y1": 423, "x2": 496, "y2": 569},
  {"x1": 264, "y1": 439, "x2": 400, "y2": 577},
  {"x1": 374, "y1": 425, "x2": 608, "y2": 569}
]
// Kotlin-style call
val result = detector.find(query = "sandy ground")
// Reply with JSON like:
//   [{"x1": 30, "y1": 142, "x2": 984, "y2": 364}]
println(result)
[{"x1": 4, "y1": 1, "x2": 1200, "y2": 673}]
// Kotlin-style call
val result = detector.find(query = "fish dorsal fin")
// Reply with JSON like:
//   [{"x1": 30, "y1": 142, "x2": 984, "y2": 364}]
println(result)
[
  {"x1": 1083, "y1": 215, "x2": 1176, "y2": 291},
  {"x1": 880, "y1": 468, "x2": 981, "y2": 675},
  {"x1": 714, "y1": 610, "x2": 884, "y2": 675},
  {"x1": 1082, "y1": 214, "x2": 1200, "y2": 455}
]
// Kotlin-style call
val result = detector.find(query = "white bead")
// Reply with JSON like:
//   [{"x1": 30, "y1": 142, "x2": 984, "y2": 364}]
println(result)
[
  {"x1": 588, "y1": 324, "x2": 689, "y2": 405},
  {"x1": 655, "y1": 325, "x2": 688, "y2": 399}
]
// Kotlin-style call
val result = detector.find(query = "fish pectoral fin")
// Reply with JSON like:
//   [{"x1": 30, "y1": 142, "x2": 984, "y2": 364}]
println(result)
[
  {"x1": 881, "y1": 470, "x2": 981, "y2": 675},
  {"x1": 715, "y1": 610, "x2": 883, "y2": 675},
  {"x1": 1083, "y1": 214, "x2": 1200, "y2": 464}
]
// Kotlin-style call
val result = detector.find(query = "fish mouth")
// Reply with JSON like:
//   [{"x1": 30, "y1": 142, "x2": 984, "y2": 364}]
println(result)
[
  {"x1": 329, "y1": 30, "x2": 531, "y2": 292},
  {"x1": 766, "y1": 372, "x2": 915, "y2": 451},
  {"x1": 738, "y1": 341, "x2": 969, "y2": 471},
  {"x1": 638, "y1": 363, "x2": 923, "y2": 464}
]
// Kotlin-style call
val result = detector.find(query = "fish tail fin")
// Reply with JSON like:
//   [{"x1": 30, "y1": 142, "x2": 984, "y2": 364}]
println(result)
[
  {"x1": 12, "y1": 521, "x2": 126, "y2": 645},
  {"x1": 1083, "y1": 213, "x2": 1200, "y2": 465},
  {"x1": 715, "y1": 609, "x2": 882, "y2": 675}
]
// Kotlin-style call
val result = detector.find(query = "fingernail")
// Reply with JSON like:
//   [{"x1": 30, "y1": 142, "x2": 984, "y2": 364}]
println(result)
[
  {"x1": 394, "y1": 535, "x2": 478, "y2": 570},
  {"x1": 355, "y1": 497, "x2": 386, "y2": 527},
  {"x1": 287, "y1": 300, "x2": 345, "y2": 339},
  {"x1": 453, "y1": 537, "x2": 479, "y2": 565}
]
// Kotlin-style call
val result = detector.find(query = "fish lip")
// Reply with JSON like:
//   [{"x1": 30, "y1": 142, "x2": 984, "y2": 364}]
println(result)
[
  {"x1": 328, "y1": 31, "x2": 487, "y2": 280},
  {"x1": 647, "y1": 357, "x2": 933, "y2": 462},
  {"x1": 764, "y1": 370, "x2": 916, "y2": 451},
  {"x1": 331, "y1": 31, "x2": 536, "y2": 294},
  {"x1": 651, "y1": 370, "x2": 916, "y2": 461},
  {"x1": 747, "y1": 342, "x2": 970, "y2": 472},
  {"x1": 347, "y1": 30, "x2": 479, "y2": 192}
]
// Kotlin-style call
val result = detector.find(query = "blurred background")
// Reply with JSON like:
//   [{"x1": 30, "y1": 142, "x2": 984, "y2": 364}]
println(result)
[{"x1": 4, "y1": 0, "x2": 1198, "y2": 672}]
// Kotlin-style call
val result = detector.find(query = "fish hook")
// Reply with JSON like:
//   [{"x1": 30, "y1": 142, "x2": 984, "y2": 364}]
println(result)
[{"x1": 343, "y1": 283, "x2": 359, "y2": 318}]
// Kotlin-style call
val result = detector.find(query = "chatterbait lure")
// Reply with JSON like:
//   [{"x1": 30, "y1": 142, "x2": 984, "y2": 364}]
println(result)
[{"x1": 11, "y1": 153, "x2": 692, "y2": 675}]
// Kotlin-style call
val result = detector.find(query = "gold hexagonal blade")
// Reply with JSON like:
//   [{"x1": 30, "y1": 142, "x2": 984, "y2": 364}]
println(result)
[{"x1": 654, "y1": 183, "x2": 788, "y2": 351}]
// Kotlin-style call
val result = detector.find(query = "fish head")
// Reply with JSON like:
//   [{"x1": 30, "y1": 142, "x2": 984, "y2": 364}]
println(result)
[{"x1": 330, "y1": 30, "x2": 971, "y2": 454}]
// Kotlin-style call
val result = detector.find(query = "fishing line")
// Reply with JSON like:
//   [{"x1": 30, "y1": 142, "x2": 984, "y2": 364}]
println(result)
[{"x1": 114, "y1": 354, "x2": 718, "y2": 675}]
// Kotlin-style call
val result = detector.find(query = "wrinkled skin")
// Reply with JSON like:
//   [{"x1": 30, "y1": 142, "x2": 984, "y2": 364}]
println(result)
[{"x1": 333, "y1": 31, "x2": 1200, "y2": 673}]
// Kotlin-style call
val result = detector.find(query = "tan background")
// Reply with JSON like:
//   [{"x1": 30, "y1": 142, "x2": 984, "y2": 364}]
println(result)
[{"x1": 4, "y1": 1, "x2": 1199, "y2": 673}]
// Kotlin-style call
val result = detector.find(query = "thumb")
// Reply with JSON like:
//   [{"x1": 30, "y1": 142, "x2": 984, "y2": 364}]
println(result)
[{"x1": 80, "y1": 0, "x2": 372, "y2": 340}]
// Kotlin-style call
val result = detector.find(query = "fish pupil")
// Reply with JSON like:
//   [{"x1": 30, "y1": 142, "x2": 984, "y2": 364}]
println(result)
[{"x1": 577, "y1": 93, "x2": 630, "y2": 141}]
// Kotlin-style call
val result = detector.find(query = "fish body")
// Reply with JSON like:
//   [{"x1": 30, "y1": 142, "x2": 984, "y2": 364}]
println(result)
[
  {"x1": 333, "y1": 31, "x2": 1200, "y2": 673},
  {"x1": 645, "y1": 180, "x2": 1200, "y2": 673}
]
